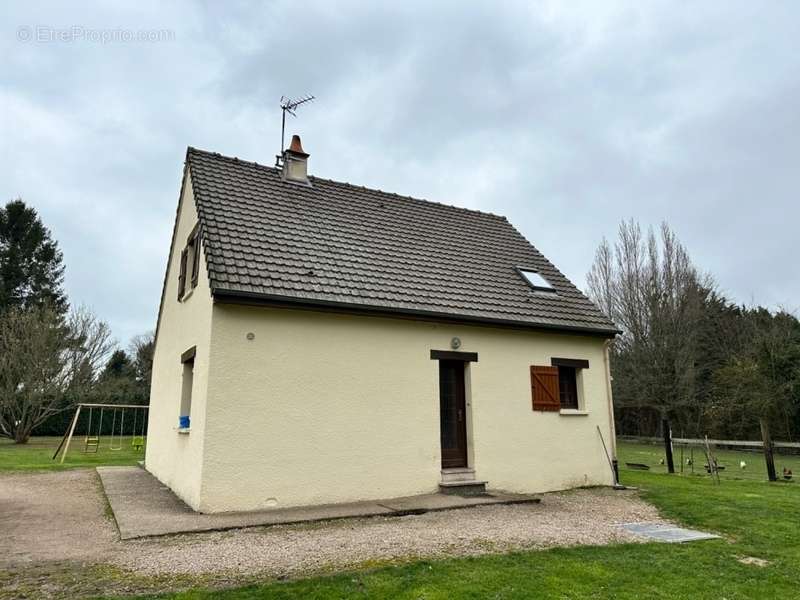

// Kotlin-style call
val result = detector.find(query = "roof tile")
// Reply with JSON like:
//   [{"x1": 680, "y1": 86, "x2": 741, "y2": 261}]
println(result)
[{"x1": 186, "y1": 147, "x2": 617, "y2": 335}]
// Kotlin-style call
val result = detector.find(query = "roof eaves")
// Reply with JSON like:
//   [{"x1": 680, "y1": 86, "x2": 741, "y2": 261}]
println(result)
[{"x1": 211, "y1": 287, "x2": 621, "y2": 338}]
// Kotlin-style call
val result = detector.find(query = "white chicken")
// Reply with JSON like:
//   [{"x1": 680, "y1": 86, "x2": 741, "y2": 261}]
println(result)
[{"x1": 740, "y1": 461, "x2": 747, "y2": 470}]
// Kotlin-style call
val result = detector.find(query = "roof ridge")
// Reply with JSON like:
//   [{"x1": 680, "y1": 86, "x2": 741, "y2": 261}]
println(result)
[{"x1": 185, "y1": 145, "x2": 508, "y2": 222}]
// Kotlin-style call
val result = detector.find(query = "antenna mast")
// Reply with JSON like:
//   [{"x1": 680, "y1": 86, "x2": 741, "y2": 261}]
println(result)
[{"x1": 277, "y1": 94, "x2": 315, "y2": 165}]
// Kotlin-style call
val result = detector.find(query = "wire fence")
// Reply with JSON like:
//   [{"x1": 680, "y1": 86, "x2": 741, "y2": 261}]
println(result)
[{"x1": 617, "y1": 435, "x2": 799, "y2": 483}]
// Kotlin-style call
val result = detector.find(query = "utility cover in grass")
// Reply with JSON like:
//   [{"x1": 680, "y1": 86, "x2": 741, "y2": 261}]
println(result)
[{"x1": 621, "y1": 522, "x2": 720, "y2": 543}]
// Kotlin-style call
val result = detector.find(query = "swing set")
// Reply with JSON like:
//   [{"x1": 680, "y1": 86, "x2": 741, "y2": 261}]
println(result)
[{"x1": 52, "y1": 403, "x2": 149, "y2": 463}]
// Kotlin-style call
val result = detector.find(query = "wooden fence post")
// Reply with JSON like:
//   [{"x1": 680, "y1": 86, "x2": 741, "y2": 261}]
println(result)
[
  {"x1": 662, "y1": 418, "x2": 675, "y2": 474},
  {"x1": 760, "y1": 419, "x2": 777, "y2": 482}
]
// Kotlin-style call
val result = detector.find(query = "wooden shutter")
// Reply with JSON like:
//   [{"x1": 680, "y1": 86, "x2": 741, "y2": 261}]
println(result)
[
  {"x1": 190, "y1": 234, "x2": 201, "y2": 288},
  {"x1": 178, "y1": 248, "x2": 188, "y2": 300},
  {"x1": 531, "y1": 365, "x2": 560, "y2": 411}
]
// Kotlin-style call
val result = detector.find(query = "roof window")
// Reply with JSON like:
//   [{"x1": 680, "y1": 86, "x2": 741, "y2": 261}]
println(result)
[{"x1": 517, "y1": 268, "x2": 556, "y2": 292}]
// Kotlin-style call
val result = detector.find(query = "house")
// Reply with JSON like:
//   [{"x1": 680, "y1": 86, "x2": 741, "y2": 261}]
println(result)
[{"x1": 145, "y1": 136, "x2": 620, "y2": 513}]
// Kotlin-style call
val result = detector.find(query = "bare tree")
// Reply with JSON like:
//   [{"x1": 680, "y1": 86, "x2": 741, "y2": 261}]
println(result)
[
  {"x1": 0, "y1": 304, "x2": 114, "y2": 443},
  {"x1": 587, "y1": 220, "x2": 710, "y2": 436}
]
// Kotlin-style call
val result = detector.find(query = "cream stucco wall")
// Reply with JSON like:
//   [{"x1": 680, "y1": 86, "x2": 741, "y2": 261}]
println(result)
[
  {"x1": 145, "y1": 171, "x2": 213, "y2": 510},
  {"x1": 197, "y1": 304, "x2": 615, "y2": 513}
]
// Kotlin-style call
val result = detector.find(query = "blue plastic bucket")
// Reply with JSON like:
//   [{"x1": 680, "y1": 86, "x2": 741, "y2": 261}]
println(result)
[{"x1": 179, "y1": 415, "x2": 190, "y2": 429}]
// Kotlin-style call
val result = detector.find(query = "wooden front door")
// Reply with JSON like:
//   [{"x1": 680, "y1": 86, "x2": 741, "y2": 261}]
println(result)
[{"x1": 439, "y1": 360, "x2": 468, "y2": 468}]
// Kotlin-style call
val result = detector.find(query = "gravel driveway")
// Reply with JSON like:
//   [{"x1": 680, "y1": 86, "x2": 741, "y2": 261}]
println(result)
[{"x1": 0, "y1": 469, "x2": 666, "y2": 598}]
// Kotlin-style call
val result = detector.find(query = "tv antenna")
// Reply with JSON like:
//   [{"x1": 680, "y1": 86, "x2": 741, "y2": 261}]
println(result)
[{"x1": 278, "y1": 94, "x2": 315, "y2": 157}]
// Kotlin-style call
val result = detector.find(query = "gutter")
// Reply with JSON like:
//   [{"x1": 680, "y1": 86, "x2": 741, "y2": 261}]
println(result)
[{"x1": 603, "y1": 338, "x2": 619, "y2": 479}]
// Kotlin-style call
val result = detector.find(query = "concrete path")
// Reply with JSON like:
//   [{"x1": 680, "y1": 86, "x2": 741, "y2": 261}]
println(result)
[
  {"x1": 3, "y1": 469, "x2": 667, "y2": 598},
  {"x1": 98, "y1": 466, "x2": 540, "y2": 540},
  {"x1": 620, "y1": 521, "x2": 720, "y2": 543}
]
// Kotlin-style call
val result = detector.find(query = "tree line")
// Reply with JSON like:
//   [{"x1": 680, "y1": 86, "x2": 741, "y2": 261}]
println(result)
[
  {"x1": 4, "y1": 199, "x2": 796, "y2": 443},
  {"x1": 0, "y1": 199, "x2": 153, "y2": 443},
  {"x1": 588, "y1": 220, "x2": 800, "y2": 441}
]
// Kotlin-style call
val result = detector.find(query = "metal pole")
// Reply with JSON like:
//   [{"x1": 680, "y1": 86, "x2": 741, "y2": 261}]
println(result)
[
  {"x1": 109, "y1": 409, "x2": 117, "y2": 449},
  {"x1": 59, "y1": 405, "x2": 82, "y2": 464},
  {"x1": 281, "y1": 110, "x2": 286, "y2": 154},
  {"x1": 704, "y1": 435, "x2": 720, "y2": 485},
  {"x1": 662, "y1": 418, "x2": 675, "y2": 474},
  {"x1": 597, "y1": 425, "x2": 621, "y2": 487}
]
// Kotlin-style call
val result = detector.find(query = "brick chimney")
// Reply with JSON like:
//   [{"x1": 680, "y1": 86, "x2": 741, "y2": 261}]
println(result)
[{"x1": 281, "y1": 135, "x2": 310, "y2": 184}]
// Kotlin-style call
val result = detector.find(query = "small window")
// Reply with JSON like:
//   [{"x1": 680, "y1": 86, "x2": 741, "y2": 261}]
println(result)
[
  {"x1": 180, "y1": 348, "x2": 195, "y2": 424},
  {"x1": 189, "y1": 232, "x2": 200, "y2": 289},
  {"x1": 178, "y1": 224, "x2": 200, "y2": 301},
  {"x1": 517, "y1": 268, "x2": 555, "y2": 292},
  {"x1": 557, "y1": 366, "x2": 579, "y2": 410},
  {"x1": 177, "y1": 248, "x2": 188, "y2": 300},
  {"x1": 531, "y1": 359, "x2": 589, "y2": 412}
]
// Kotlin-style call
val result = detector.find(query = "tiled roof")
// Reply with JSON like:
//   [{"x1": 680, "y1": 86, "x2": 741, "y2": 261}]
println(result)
[{"x1": 186, "y1": 147, "x2": 618, "y2": 336}]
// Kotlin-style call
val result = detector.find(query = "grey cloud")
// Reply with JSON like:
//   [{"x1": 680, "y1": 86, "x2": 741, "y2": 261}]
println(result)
[{"x1": 2, "y1": 1, "x2": 798, "y2": 344}]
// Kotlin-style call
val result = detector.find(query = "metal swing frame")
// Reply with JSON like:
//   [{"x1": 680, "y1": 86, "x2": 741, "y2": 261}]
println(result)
[
  {"x1": 83, "y1": 405, "x2": 103, "y2": 453},
  {"x1": 52, "y1": 403, "x2": 149, "y2": 464},
  {"x1": 131, "y1": 408, "x2": 146, "y2": 451},
  {"x1": 108, "y1": 408, "x2": 124, "y2": 451}
]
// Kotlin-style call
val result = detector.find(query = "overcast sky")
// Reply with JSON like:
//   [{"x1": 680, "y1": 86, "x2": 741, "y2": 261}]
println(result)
[{"x1": 3, "y1": 1, "x2": 798, "y2": 345}]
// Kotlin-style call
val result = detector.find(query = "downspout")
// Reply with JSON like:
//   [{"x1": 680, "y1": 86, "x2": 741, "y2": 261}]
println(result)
[{"x1": 603, "y1": 339, "x2": 619, "y2": 482}]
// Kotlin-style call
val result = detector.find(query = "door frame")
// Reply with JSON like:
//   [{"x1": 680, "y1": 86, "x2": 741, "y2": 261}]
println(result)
[
  {"x1": 439, "y1": 359, "x2": 468, "y2": 469},
  {"x1": 431, "y1": 350, "x2": 478, "y2": 470}
]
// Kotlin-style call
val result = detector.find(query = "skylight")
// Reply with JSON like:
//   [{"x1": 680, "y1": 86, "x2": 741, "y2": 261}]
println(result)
[{"x1": 517, "y1": 268, "x2": 556, "y2": 292}]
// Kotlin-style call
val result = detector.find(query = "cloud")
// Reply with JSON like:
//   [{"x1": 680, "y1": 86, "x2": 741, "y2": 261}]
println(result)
[{"x1": 2, "y1": 1, "x2": 798, "y2": 344}]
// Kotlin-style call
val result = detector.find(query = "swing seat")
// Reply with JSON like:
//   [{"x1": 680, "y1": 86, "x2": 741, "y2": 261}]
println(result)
[
  {"x1": 84, "y1": 436, "x2": 100, "y2": 453},
  {"x1": 132, "y1": 436, "x2": 144, "y2": 450}
]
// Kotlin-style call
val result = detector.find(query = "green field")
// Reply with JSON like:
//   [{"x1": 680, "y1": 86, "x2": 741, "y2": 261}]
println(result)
[
  {"x1": 0, "y1": 435, "x2": 146, "y2": 471},
  {"x1": 7, "y1": 435, "x2": 795, "y2": 480},
  {"x1": 617, "y1": 439, "x2": 800, "y2": 482}
]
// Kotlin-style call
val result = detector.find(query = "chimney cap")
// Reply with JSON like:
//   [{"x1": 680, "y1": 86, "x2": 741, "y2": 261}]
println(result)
[{"x1": 286, "y1": 134, "x2": 309, "y2": 158}]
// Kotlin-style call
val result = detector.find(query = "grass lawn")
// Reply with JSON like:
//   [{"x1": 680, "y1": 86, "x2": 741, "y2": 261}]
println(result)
[
  {"x1": 108, "y1": 455, "x2": 798, "y2": 599},
  {"x1": 0, "y1": 436, "x2": 146, "y2": 471},
  {"x1": 2, "y1": 439, "x2": 797, "y2": 598}
]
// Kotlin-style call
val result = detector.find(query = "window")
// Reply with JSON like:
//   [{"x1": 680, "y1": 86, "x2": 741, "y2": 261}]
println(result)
[
  {"x1": 178, "y1": 224, "x2": 200, "y2": 301},
  {"x1": 190, "y1": 231, "x2": 200, "y2": 288},
  {"x1": 180, "y1": 346, "x2": 195, "y2": 425},
  {"x1": 516, "y1": 267, "x2": 555, "y2": 292},
  {"x1": 530, "y1": 358, "x2": 589, "y2": 412},
  {"x1": 177, "y1": 248, "x2": 188, "y2": 300},
  {"x1": 558, "y1": 366, "x2": 579, "y2": 410}
]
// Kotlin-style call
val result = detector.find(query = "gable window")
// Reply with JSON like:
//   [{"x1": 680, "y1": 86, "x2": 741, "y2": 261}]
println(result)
[
  {"x1": 530, "y1": 358, "x2": 589, "y2": 412},
  {"x1": 190, "y1": 230, "x2": 200, "y2": 288},
  {"x1": 177, "y1": 248, "x2": 188, "y2": 300},
  {"x1": 516, "y1": 267, "x2": 555, "y2": 292},
  {"x1": 178, "y1": 224, "x2": 200, "y2": 301}
]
